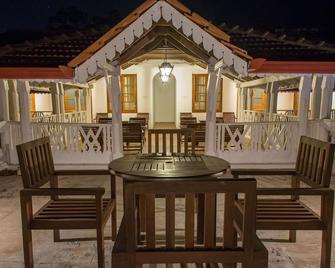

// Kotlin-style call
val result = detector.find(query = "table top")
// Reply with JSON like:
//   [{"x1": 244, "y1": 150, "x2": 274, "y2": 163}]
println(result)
[{"x1": 109, "y1": 154, "x2": 230, "y2": 179}]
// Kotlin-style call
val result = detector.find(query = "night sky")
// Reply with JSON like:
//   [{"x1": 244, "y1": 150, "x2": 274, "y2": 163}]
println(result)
[{"x1": 0, "y1": 0, "x2": 334, "y2": 33}]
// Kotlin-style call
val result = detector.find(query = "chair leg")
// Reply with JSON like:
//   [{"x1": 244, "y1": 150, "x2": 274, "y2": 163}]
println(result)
[
  {"x1": 289, "y1": 230, "x2": 296, "y2": 242},
  {"x1": 22, "y1": 227, "x2": 34, "y2": 268},
  {"x1": 53, "y1": 230, "x2": 61, "y2": 242},
  {"x1": 96, "y1": 226, "x2": 105, "y2": 268},
  {"x1": 111, "y1": 207, "x2": 117, "y2": 241},
  {"x1": 321, "y1": 228, "x2": 332, "y2": 268}
]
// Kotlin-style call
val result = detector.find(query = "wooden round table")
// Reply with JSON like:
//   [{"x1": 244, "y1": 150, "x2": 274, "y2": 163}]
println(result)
[
  {"x1": 109, "y1": 154, "x2": 230, "y2": 179},
  {"x1": 109, "y1": 154, "x2": 230, "y2": 244}
]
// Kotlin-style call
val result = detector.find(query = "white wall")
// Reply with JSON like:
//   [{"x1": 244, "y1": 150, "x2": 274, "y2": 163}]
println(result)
[
  {"x1": 90, "y1": 60, "x2": 238, "y2": 127},
  {"x1": 34, "y1": 94, "x2": 52, "y2": 112},
  {"x1": 277, "y1": 92, "x2": 294, "y2": 111}
]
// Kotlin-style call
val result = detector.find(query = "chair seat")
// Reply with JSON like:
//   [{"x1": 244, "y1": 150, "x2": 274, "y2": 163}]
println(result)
[
  {"x1": 237, "y1": 199, "x2": 323, "y2": 230},
  {"x1": 31, "y1": 198, "x2": 115, "y2": 230}
]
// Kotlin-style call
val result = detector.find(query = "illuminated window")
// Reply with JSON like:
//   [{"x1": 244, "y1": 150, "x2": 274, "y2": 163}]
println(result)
[{"x1": 192, "y1": 74, "x2": 222, "y2": 113}]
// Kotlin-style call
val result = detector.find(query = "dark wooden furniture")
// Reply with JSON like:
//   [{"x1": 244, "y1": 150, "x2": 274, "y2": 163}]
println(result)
[
  {"x1": 180, "y1": 112, "x2": 192, "y2": 118},
  {"x1": 123, "y1": 122, "x2": 144, "y2": 152},
  {"x1": 186, "y1": 122, "x2": 206, "y2": 151},
  {"x1": 180, "y1": 117, "x2": 197, "y2": 129},
  {"x1": 232, "y1": 136, "x2": 335, "y2": 268},
  {"x1": 95, "y1": 113, "x2": 110, "y2": 123},
  {"x1": 147, "y1": 129, "x2": 195, "y2": 156},
  {"x1": 137, "y1": 113, "x2": 149, "y2": 128},
  {"x1": 17, "y1": 137, "x2": 116, "y2": 268},
  {"x1": 129, "y1": 117, "x2": 146, "y2": 128},
  {"x1": 112, "y1": 178, "x2": 268, "y2": 267},
  {"x1": 222, "y1": 112, "x2": 236, "y2": 123}
]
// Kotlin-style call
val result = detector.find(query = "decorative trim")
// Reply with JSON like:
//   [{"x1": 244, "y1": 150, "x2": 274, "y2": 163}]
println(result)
[{"x1": 75, "y1": 1, "x2": 248, "y2": 83}]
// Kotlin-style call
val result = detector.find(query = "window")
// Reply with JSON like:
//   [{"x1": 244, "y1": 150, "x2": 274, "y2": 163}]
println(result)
[
  {"x1": 251, "y1": 89, "x2": 266, "y2": 111},
  {"x1": 192, "y1": 74, "x2": 222, "y2": 113},
  {"x1": 106, "y1": 75, "x2": 138, "y2": 113},
  {"x1": 121, "y1": 74, "x2": 137, "y2": 113}
]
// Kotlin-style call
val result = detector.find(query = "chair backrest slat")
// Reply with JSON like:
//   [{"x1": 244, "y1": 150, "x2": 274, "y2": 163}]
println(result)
[
  {"x1": 124, "y1": 178, "x2": 257, "y2": 264},
  {"x1": 148, "y1": 129, "x2": 195, "y2": 156},
  {"x1": 17, "y1": 137, "x2": 55, "y2": 188},
  {"x1": 295, "y1": 136, "x2": 335, "y2": 187}
]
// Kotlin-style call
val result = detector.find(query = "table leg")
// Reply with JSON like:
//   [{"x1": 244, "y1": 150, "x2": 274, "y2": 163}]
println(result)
[{"x1": 197, "y1": 194, "x2": 204, "y2": 244}]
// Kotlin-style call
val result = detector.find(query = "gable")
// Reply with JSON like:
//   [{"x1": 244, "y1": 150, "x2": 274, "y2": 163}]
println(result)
[{"x1": 72, "y1": 0, "x2": 250, "y2": 83}]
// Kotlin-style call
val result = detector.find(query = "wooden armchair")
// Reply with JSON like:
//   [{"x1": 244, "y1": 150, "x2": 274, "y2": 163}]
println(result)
[
  {"x1": 123, "y1": 122, "x2": 144, "y2": 152},
  {"x1": 232, "y1": 136, "x2": 335, "y2": 268},
  {"x1": 112, "y1": 178, "x2": 268, "y2": 267},
  {"x1": 17, "y1": 137, "x2": 116, "y2": 268},
  {"x1": 148, "y1": 129, "x2": 195, "y2": 156},
  {"x1": 222, "y1": 112, "x2": 236, "y2": 123}
]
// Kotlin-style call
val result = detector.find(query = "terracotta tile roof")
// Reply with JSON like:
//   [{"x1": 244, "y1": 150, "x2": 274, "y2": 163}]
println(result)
[
  {"x1": 221, "y1": 24, "x2": 335, "y2": 61},
  {"x1": 68, "y1": 0, "x2": 251, "y2": 67}
]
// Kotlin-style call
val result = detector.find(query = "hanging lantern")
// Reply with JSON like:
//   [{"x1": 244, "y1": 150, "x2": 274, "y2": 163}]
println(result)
[{"x1": 159, "y1": 49, "x2": 174, "y2": 82}]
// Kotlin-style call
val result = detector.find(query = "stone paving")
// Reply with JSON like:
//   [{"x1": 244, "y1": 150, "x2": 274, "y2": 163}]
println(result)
[{"x1": 0, "y1": 173, "x2": 334, "y2": 267}]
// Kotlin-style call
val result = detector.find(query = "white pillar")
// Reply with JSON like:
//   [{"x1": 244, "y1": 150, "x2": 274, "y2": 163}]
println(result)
[
  {"x1": 51, "y1": 83, "x2": 61, "y2": 115},
  {"x1": 17, "y1": 80, "x2": 32, "y2": 142},
  {"x1": 247, "y1": 88, "x2": 253, "y2": 110},
  {"x1": 205, "y1": 61, "x2": 222, "y2": 156},
  {"x1": 236, "y1": 86, "x2": 242, "y2": 121},
  {"x1": 0, "y1": 80, "x2": 10, "y2": 121},
  {"x1": 269, "y1": 82, "x2": 279, "y2": 114},
  {"x1": 320, "y1": 75, "x2": 335, "y2": 119},
  {"x1": 8, "y1": 80, "x2": 20, "y2": 121},
  {"x1": 310, "y1": 75, "x2": 322, "y2": 120},
  {"x1": 85, "y1": 86, "x2": 93, "y2": 123},
  {"x1": 75, "y1": 89, "x2": 81, "y2": 112},
  {"x1": 298, "y1": 76, "x2": 312, "y2": 136},
  {"x1": 105, "y1": 65, "x2": 123, "y2": 159}
]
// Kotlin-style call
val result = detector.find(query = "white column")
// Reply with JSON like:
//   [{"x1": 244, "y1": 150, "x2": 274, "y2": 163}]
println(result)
[
  {"x1": 75, "y1": 89, "x2": 81, "y2": 112},
  {"x1": 8, "y1": 80, "x2": 20, "y2": 121},
  {"x1": 105, "y1": 65, "x2": 123, "y2": 159},
  {"x1": 298, "y1": 76, "x2": 312, "y2": 136},
  {"x1": 320, "y1": 75, "x2": 335, "y2": 119},
  {"x1": 0, "y1": 80, "x2": 10, "y2": 121},
  {"x1": 58, "y1": 83, "x2": 65, "y2": 122},
  {"x1": 247, "y1": 88, "x2": 253, "y2": 110},
  {"x1": 51, "y1": 83, "x2": 61, "y2": 115},
  {"x1": 85, "y1": 86, "x2": 93, "y2": 123},
  {"x1": 310, "y1": 75, "x2": 322, "y2": 120},
  {"x1": 17, "y1": 80, "x2": 32, "y2": 142},
  {"x1": 269, "y1": 82, "x2": 279, "y2": 114},
  {"x1": 205, "y1": 62, "x2": 222, "y2": 156},
  {"x1": 236, "y1": 86, "x2": 242, "y2": 121}
]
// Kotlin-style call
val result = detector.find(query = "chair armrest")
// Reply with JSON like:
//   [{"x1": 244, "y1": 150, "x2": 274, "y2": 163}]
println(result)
[
  {"x1": 21, "y1": 187, "x2": 105, "y2": 197},
  {"x1": 256, "y1": 187, "x2": 334, "y2": 196},
  {"x1": 231, "y1": 169, "x2": 296, "y2": 177},
  {"x1": 55, "y1": 170, "x2": 110, "y2": 176}
]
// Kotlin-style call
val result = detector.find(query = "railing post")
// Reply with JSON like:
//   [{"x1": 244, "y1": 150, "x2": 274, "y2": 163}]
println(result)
[{"x1": 320, "y1": 75, "x2": 335, "y2": 120}]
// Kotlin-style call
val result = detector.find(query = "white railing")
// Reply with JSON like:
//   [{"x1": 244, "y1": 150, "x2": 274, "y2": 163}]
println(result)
[
  {"x1": 216, "y1": 122, "x2": 299, "y2": 165},
  {"x1": 31, "y1": 122, "x2": 112, "y2": 165},
  {"x1": 31, "y1": 111, "x2": 88, "y2": 123},
  {"x1": 239, "y1": 110, "x2": 266, "y2": 122},
  {"x1": 269, "y1": 113, "x2": 298, "y2": 122}
]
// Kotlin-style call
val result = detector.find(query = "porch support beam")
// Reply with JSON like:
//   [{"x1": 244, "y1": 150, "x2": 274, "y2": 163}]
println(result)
[
  {"x1": 0, "y1": 80, "x2": 10, "y2": 121},
  {"x1": 240, "y1": 75, "x2": 298, "y2": 88},
  {"x1": 8, "y1": 80, "x2": 20, "y2": 121},
  {"x1": 58, "y1": 83, "x2": 65, "y2": 115},
  {"x1": 75, "y1": 89, "x2": 81, "y2": 112},
  {"x1": 17, "y1": 80, "x2": 32, "y2": 142},
  {"x1": 269, "y1": 82, "x2": 279, "y2": 114},
  {"x1": 51, "y1": 83, "x2": 61, "y2": 115},
  {"x1": 205, "y1": 59, "x2": 224, "y2": 155},
  {"x1": 298, "y1": 76, "x2": 312, "y2": 136},
  {"x1": 104, "y1": 63, "x2": 123, "y2": 160},
  {"x1": 320, "y1": 75, "x2": 335, "y2": 119},
  {"x1": 310, "y1": 75, "x2": 322, "y2": 120}
]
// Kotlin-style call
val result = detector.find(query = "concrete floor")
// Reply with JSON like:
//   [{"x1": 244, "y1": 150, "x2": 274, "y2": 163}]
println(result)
[{"x1": 0, "y1": 173, "x2": 334, "y2": 268}]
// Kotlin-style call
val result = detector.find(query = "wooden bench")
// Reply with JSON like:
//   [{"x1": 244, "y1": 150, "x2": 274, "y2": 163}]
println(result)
[
  {"x1": 222, "y1": 112, "x2": 236, "y2": 123},
  {"x1": 123, "y1": 122, "x2": 144, "y2": 152},
  {"x1": 180, "y1": 112, "x2": 193, "y2": 118},
  {"x1": 232, "y1": 136, "x2": 335, "y2": 268},
  {"x1": 180, "y1": 117, "x2": 197, "y2": 129},
  {"x1": 186, "y1": 122, "x2": 206, "y2": 151},
  {"x1": 137, "y1": 113, "x2": 149, "y2": 128},
  {"x1": 112, "y1": 178, "x2": 268, "y2": 267},
  {"x1": 148, "y1": 129, "x2": 195, "y2": 156},
  {"x1": 17, "y1": 137, "x2": 116, "y2": 268}
]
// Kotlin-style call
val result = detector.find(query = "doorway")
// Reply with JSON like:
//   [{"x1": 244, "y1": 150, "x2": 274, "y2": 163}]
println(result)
[{"x1": 153, "y1": 73, "x2": 176, "y2": 126}]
